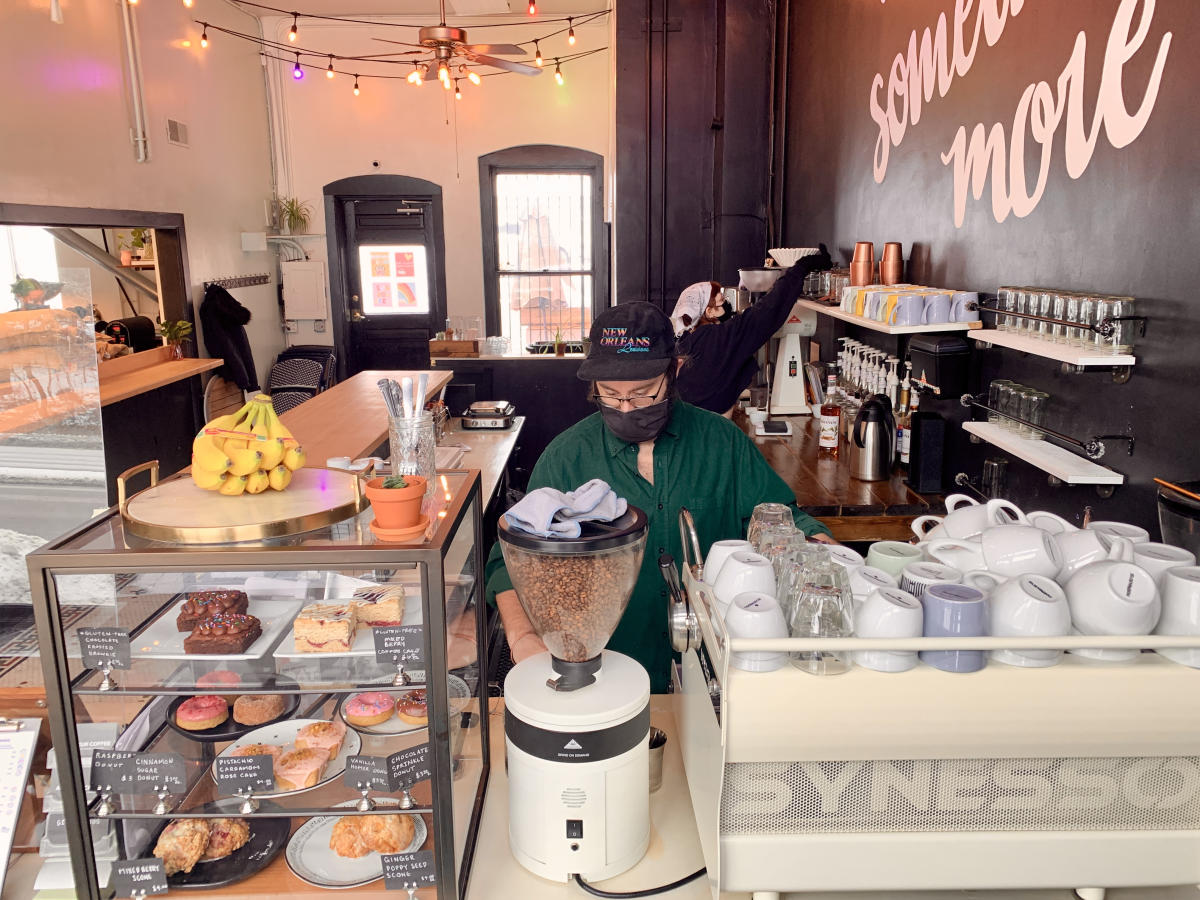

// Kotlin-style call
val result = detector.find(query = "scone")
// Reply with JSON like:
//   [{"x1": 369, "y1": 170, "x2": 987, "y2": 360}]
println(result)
[
  {"x1": 153, "y1": 819, "x2": 211, "y2": 874},
  {"x1": 351, "y1": 584, "x2": 406, "y2": 629},
  {"x1": 232, "y1": 694, "x2": 287, "y2": 726},
  {"x1": 200, "y1": 818, "x2": 250, "y2": 861},
  {"x1": 329, "y1": 814, "x2": 415, "y2": 858},
  {"x1": 293, "y1": 603, "x2": 356, "y2": 653},
  {"x1": 295, "y1": 720, "x2": 347, "y2": 757},
  {"x1": 274, "y1": 747, "x2": 330, "y2": 791}
]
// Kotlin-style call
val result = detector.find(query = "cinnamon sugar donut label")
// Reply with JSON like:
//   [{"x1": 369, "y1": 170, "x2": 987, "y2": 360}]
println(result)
[
  {"x1": 388, "y1": 742, "x2": 432, "y2": 787},
  {"x1": 129, "y1": 753, "x2": 186, "y2": 791}
]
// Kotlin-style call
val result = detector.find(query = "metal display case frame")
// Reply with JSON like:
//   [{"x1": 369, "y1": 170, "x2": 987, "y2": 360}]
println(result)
[{"x1": 27, "y1": 468, "x2": 488, "y2": 900}]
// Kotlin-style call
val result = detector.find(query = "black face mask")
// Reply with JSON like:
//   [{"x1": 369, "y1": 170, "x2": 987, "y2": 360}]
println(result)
[{"x1": 599, "y1": 399, "x2": 673, "y2": 444}]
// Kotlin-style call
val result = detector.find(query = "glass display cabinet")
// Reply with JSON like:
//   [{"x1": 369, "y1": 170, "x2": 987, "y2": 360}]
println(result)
[{"x1": 26, "y1": 467, "x2": 488, "y2": 900}]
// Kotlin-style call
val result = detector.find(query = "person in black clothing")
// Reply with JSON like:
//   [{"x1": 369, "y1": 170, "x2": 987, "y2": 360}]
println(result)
[{"x1": 674, "y1": 246, "x2": 831, "y2": 416}]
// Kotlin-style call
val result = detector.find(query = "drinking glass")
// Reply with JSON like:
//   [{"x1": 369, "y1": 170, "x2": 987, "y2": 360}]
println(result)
[
  {"x1": 1072, "y1": 295, "x2": 1096, "y2": 348},
  {"x1": 753, "y1": 524, "x2": 805, "y2": 581},
  {"x1": 1026, "y1": 391, "x2": 1049, "y2": 440},
  {"x1": 389, "y1": 412, "x2": 436, "y2": 497},
  {"x1": 1063, "y1": 294, "x2": 1081, "y2": 346},
  {"x1": 747, "y1": 502, "x2": 794, "y2": 547},
  {"x1": 987, "y1": 379, "x2": 1013, "y2": 424},
  {"x1": 1014, "y1": 288, "x2": 1032, "y2": 334},
  {"x1": 1095, "y1": 296, "x2": 1139, "y2": 355},
  {"x1": 1035, "y1": 292, "x2": 1054, "y2": 341},
  {"x1": 1016, "y1": 388, "x2": 1037, "y2": 436},
  {"x1": 982, "y1": 457, "x2": 1009, "y2": 498},
  {"x1": 997, "y1": 287, "x2": 1015, "y2": 332},
  {"x1": 786, "y1": 553, "x2": 854, "y2": 676},
  {"x1": 1050, "y1": 293, "x2": 1069, "y2": 343},
  {"x1": 998, "y1": 382, "x2": 1023, "y2": 431}
]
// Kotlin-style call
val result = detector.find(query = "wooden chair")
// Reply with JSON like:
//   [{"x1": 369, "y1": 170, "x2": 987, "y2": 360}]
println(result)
[{"x1": 202, "y1": 374, "x2": 245, "y2": 423}]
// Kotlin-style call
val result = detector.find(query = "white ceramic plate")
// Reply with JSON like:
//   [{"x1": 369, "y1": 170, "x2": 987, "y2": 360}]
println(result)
[
  {"x1": 335, "y1": 673, "x2": 470, "y2": 736},
  {"x1": 212, "y1": 718, "x2": 362, "y2": 798},
  {"x1": 284, "y1": 800, "x2": 426, "y2": 889},
  {"x1": 132, "y1": 600, "x2": 302, "y2": 661},
  {"x1": 271, "y1": 593, "x2": 423, "y2": 659}
]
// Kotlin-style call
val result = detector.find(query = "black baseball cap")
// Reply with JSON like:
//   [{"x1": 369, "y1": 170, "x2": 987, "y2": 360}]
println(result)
[{"x1": 577, "y1": 301, "x2": 675, "y2": 382}]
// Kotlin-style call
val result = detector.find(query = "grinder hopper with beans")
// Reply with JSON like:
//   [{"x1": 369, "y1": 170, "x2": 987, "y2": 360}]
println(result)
[{"x1": 498, "y1": 506, "x2": 653, "y2": 883}]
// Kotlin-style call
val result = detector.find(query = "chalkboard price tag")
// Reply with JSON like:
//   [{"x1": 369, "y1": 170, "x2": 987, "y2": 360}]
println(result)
[
  {"x1": 78, "y1": 627, "x2": 132, "y2": 670},
  {"x1": 381, "y1": 850, "x2": 436, "y2": 890},
  {"x1": 130, "y1": 754, "x2": 186, "y2": 792},
  {"x1": 388, "y1": 743, "x2": 431, "y2": 788},
  {"x1": 373, "y1": 626, "x2": 424, "y2": 667},
  {"x1": 212, "y1": 754, "x2": 274, "y2": 794},
  {"x1": 90, "y1": 750, "x2": 135, "y2": 791},
  {"x1": 112, "y1": 858, "x2": 168, "y2": 897},
  {"x1": 343, "y1": 755, "x2": 395, "y2": 792}
]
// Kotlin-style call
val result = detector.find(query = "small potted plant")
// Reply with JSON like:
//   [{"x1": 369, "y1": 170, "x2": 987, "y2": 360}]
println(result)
[
  {"x1": 276, "y1": 197, "x2": 313, "y2": 235},
  {"x1": 157, "y1": 319, "x2": 194, "y2": 359},
  {"x1": 130, "y1": 227, "x2": 153, "y2": 261},
  {"x1": 363, "y1": 473, "x2": 426, "y2": 530},
  {"x1": 116, "y1": 235, "x2": 134, "y2": 266},
  {"x1": 553, "y1": 326, "x2": 565, "y2": 357}
]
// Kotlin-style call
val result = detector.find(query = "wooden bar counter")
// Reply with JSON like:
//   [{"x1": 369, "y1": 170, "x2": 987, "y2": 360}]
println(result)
[{"x1": 735, "y1": 409, "x2": 943, "y2": 542}]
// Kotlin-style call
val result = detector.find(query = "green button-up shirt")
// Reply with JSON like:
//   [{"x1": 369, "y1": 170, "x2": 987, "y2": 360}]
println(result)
[{"x1": 484, "y1": 400, "x2": 831, "y2": 692}]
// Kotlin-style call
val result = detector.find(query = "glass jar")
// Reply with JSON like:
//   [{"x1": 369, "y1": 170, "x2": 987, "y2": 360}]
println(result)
[{"x1": 389, "y1": 412, "x2": 436, "y2": 497}]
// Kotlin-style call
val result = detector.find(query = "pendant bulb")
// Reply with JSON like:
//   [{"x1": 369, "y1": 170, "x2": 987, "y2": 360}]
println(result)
[
  {"x1": 467, "y1": 69, "x2": 481, "y2": 86},
  {"x1": 454, "y1": 79, "x2": 462, "y2": 100},
  {"x1": 293, "y1": 53, "x2": 303, "y2": 80},
  {"x1": 554, "y1": 59, "x2": 563, "y2": 86},
  {"x1": 567, "y1": 18, "x2": 576, "y2": 45},
  {"x1": 353, "y1": 75, "x2": 360, "y2": 96},
  {"x1": 289, "y1": 14, "x2": 298, "y2": 42},
  {"x1": 200, "y1": 25, "x2": 208, "y2": 48},
  {"x1": 183, "y1": 0, "x2": 194, "y2": 7},
  {"x1": 326, "y1": 56, "x2": 335, "y2": 79},
  {"x1": 534, "y1": 40, "x2": 543, "y2": 67},
  {"x1": 527, "y1": 0, "x2": 535, "y2": 14}
]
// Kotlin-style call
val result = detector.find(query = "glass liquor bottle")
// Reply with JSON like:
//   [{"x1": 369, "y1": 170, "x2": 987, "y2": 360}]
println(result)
[{"x1": 818, "y1": 367, "x2": 842, "y2": 459}]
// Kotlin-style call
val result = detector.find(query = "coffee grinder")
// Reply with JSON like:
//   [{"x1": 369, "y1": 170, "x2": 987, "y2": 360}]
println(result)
[{"x1": 499, "y1": 507, "x2": 650, "y2": 882}]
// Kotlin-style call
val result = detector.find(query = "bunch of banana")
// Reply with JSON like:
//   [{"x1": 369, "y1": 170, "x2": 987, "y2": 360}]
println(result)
[{"x1": 190, "y1": 394, "x2": 307, "y2": 494}]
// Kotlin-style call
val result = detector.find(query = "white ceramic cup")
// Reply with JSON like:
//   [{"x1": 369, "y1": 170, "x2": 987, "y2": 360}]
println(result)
[
  {"x1": 712, "y1": 551, "x2": 776, "y2": 614},
  {"x1": 1065, "y1": 557, "x2": 1161, "y2": 662},
  {"x1": 827, "y1": 545, "x2": 865, "y2": 571},
  {"x1": 846, "y1": 565, "x2": 898, "y2": 602},
  {"x1": 1055, "y1": 528, "x2": 1125, "y2": 583},
  {"x1": 725, "y1": 591, "x2": 788, "y2": 672},
  {"x1": 865, "y1": 541, "x2": 925, "y2": 578},
  {"x1": 1026, "y1": 510, "x2": 1079, "y2": 535},
  {"x1": 1132, "y1": 542, "x2": 1197, "y2": 588},
  {"x1": 979, "y1": 524, "x2": 1064, "y2": 579},
  {"x1": 920, "y1": 497, "x2": 1026, "y2": 541},
  {"x1": 962, "y1": 569, "x2": 1010, "y2": 594},
  {"x1": 925, "y1": 538, "x2": 986, "y2": 573},
  {"x1": 853, "y1": 587, "x2": 923, "y2": 673},
  {"x1": 910, "y1": 493, "x2": 976, "y2": 541},
  {"x1": 704, "y1": 539, "x2": 754, "y2": 585},
  {"x1": 748, "y1": 408, "x2": 767, "y2": 427},
  {"x1": 899, "y1": 561, "x2": 963, "y2": 599},
  {"x1": 1087, "y1": 521, "x2": 1151, "y2": 545},
  {"x1": 1155, "y1": 566, "x2": 1200, "y2": 668},
  {"x1": 988, "y1": 574, "x2": 1071, "y2": 668}
]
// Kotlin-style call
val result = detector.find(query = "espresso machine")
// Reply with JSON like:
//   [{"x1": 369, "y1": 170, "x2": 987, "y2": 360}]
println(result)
[{"x1": 499, "y1": 508, "x2": 651, "y2": 882}]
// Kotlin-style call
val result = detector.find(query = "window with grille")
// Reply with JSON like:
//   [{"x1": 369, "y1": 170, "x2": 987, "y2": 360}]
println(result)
[{"x1": 479, "y1": 146, "x2": 607, "y2": 348}]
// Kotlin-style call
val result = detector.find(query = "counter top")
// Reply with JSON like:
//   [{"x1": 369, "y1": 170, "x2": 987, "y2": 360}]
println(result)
[
  {"x1": 444, "y1": 415, "x2": 524, "y2": 506},
  {"x1": 278, "y1": 369, "x2": 452, "y2": 465},
  {"x1": 736, "y1": 409, "x2": 940, "y2": 541},
  {"x1": 98, "y1": 347, "x2": 222, "y2": 407},
  {"x1": 432, "y1": 352, "x2": 585, "y2": 362}
]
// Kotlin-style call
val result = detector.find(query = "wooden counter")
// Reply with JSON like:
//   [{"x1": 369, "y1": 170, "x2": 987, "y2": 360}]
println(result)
[
  {"x1": 736, "y1": 409, "x2": 942, "y2": 542},
  {"x1": 278, "y1": 369, "x2": 452, "y2": 465},
  {"x1": 98, "y1": 346, "x2": 222, "y2": 407}
]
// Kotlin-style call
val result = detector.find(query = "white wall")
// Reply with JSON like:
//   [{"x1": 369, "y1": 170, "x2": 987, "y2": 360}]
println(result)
[
  {"x1": 0, "y1": 0, "x2": 281, "y2": 382},
  {"x1": 262, "y1": 15, "x2": 611, "y2": 344}
]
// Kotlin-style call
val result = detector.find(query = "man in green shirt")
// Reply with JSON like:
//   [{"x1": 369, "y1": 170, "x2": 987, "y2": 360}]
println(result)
[{"x1": 485, "y1": 301, "x2": 832, "y2": 692}]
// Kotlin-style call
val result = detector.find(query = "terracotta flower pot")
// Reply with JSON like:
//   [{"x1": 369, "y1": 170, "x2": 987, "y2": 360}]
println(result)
[{"x1": 364, "y1": 475, "x2": 426, "y2": 530}]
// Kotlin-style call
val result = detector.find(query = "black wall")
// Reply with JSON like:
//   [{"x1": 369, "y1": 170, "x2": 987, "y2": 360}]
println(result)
[
  {"x1": 615, "y1": 0, "x2": 777, "y2": 308},
  {"x1": 782, "y1": 0, "x2": 1199, "y2": 533}
]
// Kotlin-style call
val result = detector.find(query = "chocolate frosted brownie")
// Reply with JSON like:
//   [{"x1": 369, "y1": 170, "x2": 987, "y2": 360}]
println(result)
[
  {"x1": 183, "y1": 613, "x2": 262, "y2": 655},
  {"x1": 176, "y1": 591, "x2": 249, "y2": 632}
]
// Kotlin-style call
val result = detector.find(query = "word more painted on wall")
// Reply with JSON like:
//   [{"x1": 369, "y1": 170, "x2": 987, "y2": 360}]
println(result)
[{"x1": 868, "y1": 0, "x2": 1173, "y2": 227}]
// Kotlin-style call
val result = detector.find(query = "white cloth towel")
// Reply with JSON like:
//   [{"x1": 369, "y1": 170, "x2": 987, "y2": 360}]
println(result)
[{"x1": 504, "y1": 479, "x2": 628, "y2": 538}]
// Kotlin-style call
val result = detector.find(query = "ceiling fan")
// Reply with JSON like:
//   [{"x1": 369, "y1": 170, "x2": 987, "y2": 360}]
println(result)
[{"x1": 372, "y1": 0, "x2": 541, "y2": 77}]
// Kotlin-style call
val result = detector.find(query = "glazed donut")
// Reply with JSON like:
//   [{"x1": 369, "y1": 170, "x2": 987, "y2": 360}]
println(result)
[
  {"x1": 343, "y1": 692, "x2": 396, "y2": 727},
  {"x1": 396, "y1": 689, "x2": 428, "y2": 726},
  {"x1": 176, "y1": 695, "x2": 229, "y2": 731}
]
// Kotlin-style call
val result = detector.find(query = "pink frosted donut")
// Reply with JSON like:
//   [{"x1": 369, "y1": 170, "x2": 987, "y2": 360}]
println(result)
[
  {"x1": 176, "y1": 695, "x2": 229, "y2": 730},
  {"x1": 343, "y1": 692, "x2": 396, "y2": 727}
]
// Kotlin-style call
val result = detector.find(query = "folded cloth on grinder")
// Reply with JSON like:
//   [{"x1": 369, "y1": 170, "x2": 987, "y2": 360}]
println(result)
[{"x1": 504, "y1": 478, "x2": 628, "y2": 538}]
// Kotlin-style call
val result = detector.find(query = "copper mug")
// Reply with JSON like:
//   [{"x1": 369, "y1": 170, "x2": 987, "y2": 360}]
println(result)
[
  {"x1": 882, "y1": 242, "x2": 903, "y2": 261},
  {"x1": 880, "y1": 259, "x2": 904, "y2": 286},
  {"x1": 852, "y1": 242, "x2": 875, "y2": 263},
  {"x1": 850, "y1": 259, "x2": 876, "y2": 287}
]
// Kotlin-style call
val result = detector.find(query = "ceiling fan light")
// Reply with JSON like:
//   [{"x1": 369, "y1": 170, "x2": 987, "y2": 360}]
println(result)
[
  {"x1": 527, "y1": 0, "x2": 536, "y2": 14},
  {"x1": 468, "y1": 70, "x2": 481, "y2": 85}
]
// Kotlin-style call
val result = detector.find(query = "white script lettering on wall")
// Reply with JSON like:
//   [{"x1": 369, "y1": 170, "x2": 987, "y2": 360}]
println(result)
[
  {"x1": 938, "y1": 0, "x2": 1172, "y2": 227},
  {"x1": 869, "y1": 0, "x2": 1026, "y2": 184}
]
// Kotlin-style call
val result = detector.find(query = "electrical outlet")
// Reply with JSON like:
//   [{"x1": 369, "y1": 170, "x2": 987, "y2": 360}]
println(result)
[
  {"x1": 313, "y1": 320, "x2": 326, "y2": 333},
  {"x1": 284, "y1": 320, "x2": 298, "y2": 333}
]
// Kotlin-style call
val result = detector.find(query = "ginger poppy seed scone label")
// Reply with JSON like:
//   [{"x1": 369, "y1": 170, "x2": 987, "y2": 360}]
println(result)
[{"x1": 381, "y1": 849, "x2": 436, "y2": 890}]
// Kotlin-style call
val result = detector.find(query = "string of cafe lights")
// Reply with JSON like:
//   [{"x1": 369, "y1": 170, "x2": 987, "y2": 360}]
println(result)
[{"x1": 196, "y1": 19, "x2": 607, "y2": 98}]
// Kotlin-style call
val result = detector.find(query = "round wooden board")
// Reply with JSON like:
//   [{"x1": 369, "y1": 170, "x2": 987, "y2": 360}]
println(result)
[{"x1": 122, "y1": 468, "x2": 367, "y2": 543}]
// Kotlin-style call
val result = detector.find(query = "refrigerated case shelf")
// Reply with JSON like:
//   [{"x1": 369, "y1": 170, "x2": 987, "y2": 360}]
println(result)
[
  {"x1": 969, "y1": 328, "x2": 1137, "y2": 367},
  {"x1": 962, "y1": 421, "x2": 1124, "y2": 485},
  {"x1": 796, "y1": 300, "x2": 982, "y2": 335}
]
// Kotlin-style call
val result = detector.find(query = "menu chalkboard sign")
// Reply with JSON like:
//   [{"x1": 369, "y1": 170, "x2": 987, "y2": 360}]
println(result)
[
  {"x1": 343, "y1": 755, "x2": 395, "y2": 792},
  {"x1": 212, "y1": 754, "x2": 274, "y2": 794},
  {"x1": 90, "y1": 750, "x2": 134, "y2": 791},
  {"x1": 373, "y1": 626, "x2": 424, "y2": 667},
  {"x1": 112, "y1": 858, "x2": 168, "y2": 897},
  {"x1": 388, "y1": 743, "x2": 431, "y2": 787},
  {"x1": 381, "y1": 850, "x2": 436, "y2": 890},
  {"x1": 130, "y1": 754, "x2": 186, "y2": 792},
  {"x1": 78, "y1": 627, "x2": 131, "y2": 670}
]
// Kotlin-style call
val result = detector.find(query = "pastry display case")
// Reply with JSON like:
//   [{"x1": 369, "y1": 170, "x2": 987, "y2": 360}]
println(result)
[{"x1": 26, "y1": 467, "x2": 488, "y2": 900}]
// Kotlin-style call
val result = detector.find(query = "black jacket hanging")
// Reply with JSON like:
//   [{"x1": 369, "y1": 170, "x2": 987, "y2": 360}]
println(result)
[{"x1": 199, "y1": 284, "x2": 260, "y2": 391}]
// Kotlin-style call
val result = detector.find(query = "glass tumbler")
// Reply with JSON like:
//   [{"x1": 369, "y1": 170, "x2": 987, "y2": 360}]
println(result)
[
  {"x1": 1035, "y1": 292, "x2": 1054, "y2": 341},
  {"x1": 786, "y1": 555, "x2": 854, "y2": 676},
  {"x1": 1095, "y1": 296, "x2": 1139, "y2": 355},
  {"x1": 1063, "y1": 294, "x2": 1082, "y2": 346},
  {"x1": 998, "y1": 382, "x2": 1023, "y2": 431},
  {"x1": 982, "y1": 457, "x2": 1009, "y2": 498},
  {"x1": 987, "y1": 379, "x2": 1013, "y2": 424},
  {"x1": 1025, "y1": 391, "x2": 1050, "y2": 440},
  {"x1": 1015, "y1": 388, "x2": 1037, "y2": 436},
  {"x1": 748, "y1": 502, "x2": 794, "y2": 546},
  {"x1": 1014, "y1": 289, "x2": 1032, "y2": 334},
  {"x1": 997, "y1": 287, "x2": 1015, "y2": 331},
  {"x1": 1050, "y1": 293, "x2": 1069, "y2": 343},
  {"x1": 1073, "y1": 295, "x2": 1097, "y2": 348},
  {"x1": 389, "y1": 412, "x2": 436, "y2": 497},
  {"x1": 753, "y1": 523, "x2": 805, "y2": 582}
]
